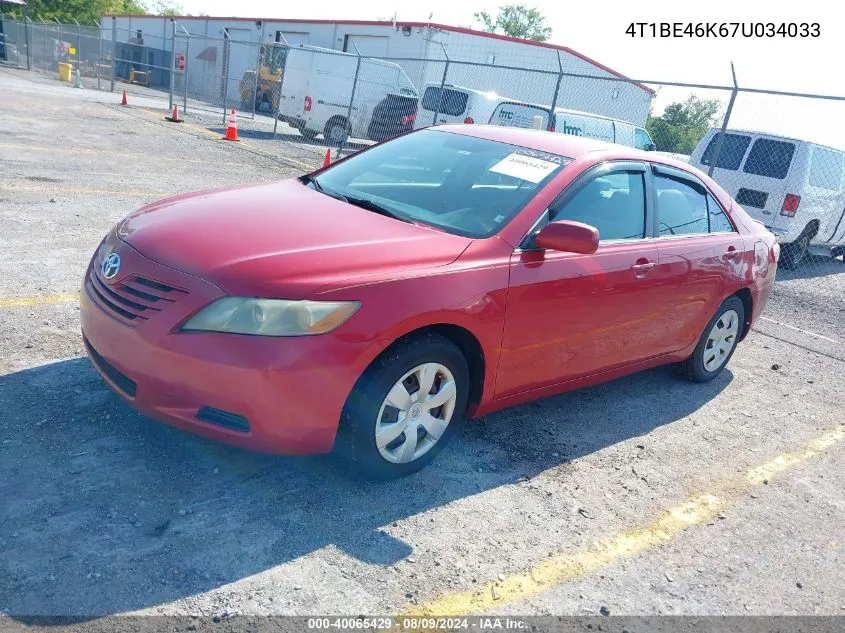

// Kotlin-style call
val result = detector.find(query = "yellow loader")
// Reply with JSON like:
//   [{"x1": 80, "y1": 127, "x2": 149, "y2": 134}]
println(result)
[{"x1": 238, "y1": 44, "x2": 288, "y2": 113}]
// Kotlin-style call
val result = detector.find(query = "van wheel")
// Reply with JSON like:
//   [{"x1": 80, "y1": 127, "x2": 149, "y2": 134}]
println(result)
[
  {"x1": 324, "y1": 117, "x2": 350, "y2": 145},
  {"x1": 780, "y1": 233, "x2": 812, "y2": 270},
  {"x1": 673, "y1": 296, "x2": 745, "y2": 383}
]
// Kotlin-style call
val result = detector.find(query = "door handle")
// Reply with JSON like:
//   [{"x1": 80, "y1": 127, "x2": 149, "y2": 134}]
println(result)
[{"x1": 631, "y1": 262, "x2": 656, "y2": 272}]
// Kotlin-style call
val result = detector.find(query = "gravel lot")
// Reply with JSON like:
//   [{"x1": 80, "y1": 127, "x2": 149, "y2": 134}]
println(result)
[{"x1": 1, "y1": 67, "x2": 844, "y2": 622}]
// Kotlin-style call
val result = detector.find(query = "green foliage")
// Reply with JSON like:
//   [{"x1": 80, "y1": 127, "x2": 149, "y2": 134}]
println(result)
[
  {"x1": 647, "y1": 95, "x2": 722, "y2": 154},
  {"x1": 3, "y1": 0, "x2": 183, "y2": 23},
  {"x1": 473, "y1": 4, "x2": 552, "y2": 42}
]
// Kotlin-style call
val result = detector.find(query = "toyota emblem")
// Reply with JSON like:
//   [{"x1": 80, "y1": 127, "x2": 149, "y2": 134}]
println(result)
[{"x1": 101, "y1": 252, "x2": 121, "y2": 279}]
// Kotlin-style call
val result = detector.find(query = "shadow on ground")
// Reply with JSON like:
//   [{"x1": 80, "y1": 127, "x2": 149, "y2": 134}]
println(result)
[{"x1": 0, "y1": 357, "x2": 731, "y2": 617}]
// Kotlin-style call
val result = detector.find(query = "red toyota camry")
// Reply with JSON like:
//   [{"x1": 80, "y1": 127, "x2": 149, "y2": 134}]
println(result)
[{"x1": 81, "y1": 126, "x2": 778, "y2": 478}]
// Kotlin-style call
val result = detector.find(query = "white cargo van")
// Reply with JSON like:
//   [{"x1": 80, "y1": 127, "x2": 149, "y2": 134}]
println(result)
[
  {"x1": 689, "y1": 128, "x2": 845, "y2": 268},
  {"x1": 488, "y1": 102, "x2": 656, "y2": 151},
  {"x1": 277, "y1": 45, "x2": 418, "y2": 145},
  {"x1": 413, "y1": 84, "x2": 514, "y2": 129}
]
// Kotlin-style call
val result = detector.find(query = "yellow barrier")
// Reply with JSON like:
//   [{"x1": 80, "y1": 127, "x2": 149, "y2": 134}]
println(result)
[{"x1": 58, "y1": 62, "x2": 72, "y2": 82}]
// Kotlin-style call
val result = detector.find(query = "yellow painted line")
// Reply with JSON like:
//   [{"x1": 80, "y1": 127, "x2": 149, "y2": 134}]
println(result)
[
  {"x1": 130, "y1": 106, "x2": 319, "y2": 171},
  {"x1": 0, "y1": 142, "x2": 249, "y2": 166},
  {"x1": 0, "y1": 183, "x2": 170, "y2": 198},
  {"x1": 0, "y1": 293, "x2": 79, "y2": 308},
  {"x1": 403, "y1": 424, "x2": 845, "y2": 617}
]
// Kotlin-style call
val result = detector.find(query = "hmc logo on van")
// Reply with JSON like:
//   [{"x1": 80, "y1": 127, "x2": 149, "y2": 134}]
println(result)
[{"x1": 558, "y1": 120, "x2": 583, "y2": 136}]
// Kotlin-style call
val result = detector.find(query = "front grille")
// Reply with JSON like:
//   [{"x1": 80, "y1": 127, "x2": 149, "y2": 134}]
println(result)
[
  {"x1": 86, "y1": 268, "x2": 188, "y2": 327},
  {"x1": 84, "y1": 338, "x2": 137, "y2": 397}
]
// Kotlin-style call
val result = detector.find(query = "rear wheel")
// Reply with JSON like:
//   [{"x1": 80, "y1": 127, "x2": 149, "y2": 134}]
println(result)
[
  {"x1": 780, "y1": 230, "x2": 813, "y2": 270},
  {"x1": 324, "y1": 117, "x2": 350, "y2": 145},
  {"x1": 337, "y1": 333, "x2": 469, "y2": 479},
  {"x1": 674, "y1": 296, "x2": 745, "y2": 383}
]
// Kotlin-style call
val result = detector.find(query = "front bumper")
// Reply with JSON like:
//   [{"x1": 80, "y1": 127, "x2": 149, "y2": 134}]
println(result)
[{"x1": 81, "y1": 240, "x2": 385, "y2": 455}]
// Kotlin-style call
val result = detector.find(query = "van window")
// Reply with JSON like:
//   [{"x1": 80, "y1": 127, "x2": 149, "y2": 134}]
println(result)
[
  {"x1": 743, "y1": 138, "x2": 796, "y2": 179},
  {"x1": 656, "y1": 175, "x2": 709, "y2": 236},
  {"x1": 634, "y1": 128, "x2": 653, "y2": 151},
  {"x1": 550, "y1": 172, "x2": 646, "y2": 241},
  {"x1": 421, "y1": 87, "x2": 468, "y2": 117},
  {"x1": 808, "y1": 146, "x2": 844, "y2": 190},
  {"x1": 700, "y1": 133, "x2": 751, "y2": 170},
  {"x1": 707, "y1": 194, "x2": 735, "y2": 233}
]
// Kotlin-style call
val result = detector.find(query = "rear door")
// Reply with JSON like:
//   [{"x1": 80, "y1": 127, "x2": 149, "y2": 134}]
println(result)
[
  {"x1": 650, "y1": 164, "x2": 745, "y2": 354},
  {"x1": 417, "y1": 86, "x2": 469, "y2": 127},
  {"x1": 489, "y1": 102, "x2": 551, "y2": 129},
  {"x1": 805, "y1": 145, "x2": 845, "y2": 243}
]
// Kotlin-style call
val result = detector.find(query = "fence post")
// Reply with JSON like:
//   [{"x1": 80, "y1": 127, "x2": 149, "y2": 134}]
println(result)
[
  {"x1": 23, "y1": 12, "x2": 31, "y2": 71},
  {"x1": 55, "y1": 18, "x2": 61, "y2": 73},
  {"x1": 272, "y1": 35, "x2": 290, "y2": 139},
  {"x1": 708, "y1": 62, "x2": 739, "y2": 178},
  {"x1": 41, "y1": 18, "x2": 47, "y2": 73},
  {"x1": 548, "y1": 50, "x2": 564, "y2": 128},
  {"x1": 168, "y1": 18, "x2": 176, "y2": 110},
  {"x1": 110, "y1": 17, "x2": 116, "y2": 92},
  {"x1": 97, "y1": 20, "x2": 102, "y2": 90},
  {"x1": 340, "y1": 44, "x2": 363, "y2": 155},
  {"x1": 431, "y1": 43, "x2": 450, "y2": 127},
  {"x1": 221, "y1": 31, "x2": 230, "y2": 125},
  {"x1": 73, "y1": 18, "x2": 80, "y2": 70},
  {"x1": 182, "y1": 27, "x2": 189, "y2": 113}
]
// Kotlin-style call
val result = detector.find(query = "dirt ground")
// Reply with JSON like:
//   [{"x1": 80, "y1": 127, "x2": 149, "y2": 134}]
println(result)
[{"x1": 1, "y1": 67, "x2": 844, "y2": 624}]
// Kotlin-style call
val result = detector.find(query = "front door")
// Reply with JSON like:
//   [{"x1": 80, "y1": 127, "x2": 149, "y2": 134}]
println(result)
[{"x1": 496, "y1": 163, "x2": 664, "y2": 399}]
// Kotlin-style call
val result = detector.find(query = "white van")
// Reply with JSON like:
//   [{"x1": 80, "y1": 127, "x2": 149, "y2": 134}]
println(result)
[
  {"x1": 690, "y1": 128, "x2": 845, "y2": 268},
  {"x1": 277, "y1": 46, "x2": 418, "y2": 145},
  {"x1": 488, "y1": 101, "x2": 656, "y2": 151},
  {"x1": 413, "y1": 84, "x2": 513, "y2": 129}
]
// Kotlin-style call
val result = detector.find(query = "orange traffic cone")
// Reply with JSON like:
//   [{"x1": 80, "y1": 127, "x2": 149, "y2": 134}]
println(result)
[
  {"x1": 121, "y1": 89, "x2": 128, "y2": 106},
  {"x1": 165, "y1": 103, "x2": 183, "y2": 123},
  {"x1": 224, "y1": 108, "x2": 239, "y2": 141},
  {"x1": 322, "y1": 148, "x2": 332, "y2": 167}
]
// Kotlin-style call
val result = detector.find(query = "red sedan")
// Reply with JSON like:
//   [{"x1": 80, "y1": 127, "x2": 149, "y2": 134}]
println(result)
[{"x1": 81, "y1": 126, "x2": 779, "y2": 478}]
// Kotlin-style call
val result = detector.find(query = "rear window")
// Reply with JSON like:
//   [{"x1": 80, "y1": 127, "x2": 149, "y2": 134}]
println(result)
[
  {"x1": 743, "y1": 138, "x2": 796, "y2": 179},
  {"x1": 421, "y1": 87, "x2": 468, "y2": 117},
  {"x1": 808, "y1": 146, "x2": 844, "y2": 190},
  {"x1": 700, "y1": 133, "x2": 751, "y2": 170}
]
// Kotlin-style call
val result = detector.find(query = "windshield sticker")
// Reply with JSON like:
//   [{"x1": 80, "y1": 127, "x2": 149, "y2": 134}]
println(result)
[
  {"x1": 512, "y1": 147, "x2": 572, "y2": 165},
  {"x1": 489, "y1": 153, "x2": 563, "y2": 183}
]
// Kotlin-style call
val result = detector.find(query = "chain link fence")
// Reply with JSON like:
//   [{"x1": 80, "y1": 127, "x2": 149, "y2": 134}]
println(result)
[{"x1": 1, "y1": 14, "x2": 843, "y2": 322}]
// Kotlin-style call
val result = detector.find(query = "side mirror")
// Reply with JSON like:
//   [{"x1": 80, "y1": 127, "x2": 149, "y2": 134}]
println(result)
[
  {"x1": 534, "y1": 220, "x2": 599, "y2": 254},
  {"x1": 646, "y1": 143, "x2": 657, "y2": 152}
]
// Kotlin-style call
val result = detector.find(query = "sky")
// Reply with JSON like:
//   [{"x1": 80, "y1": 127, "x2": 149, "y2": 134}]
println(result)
[{"x1": 176, "y1": 0, "x2": 845, "y2": 146}]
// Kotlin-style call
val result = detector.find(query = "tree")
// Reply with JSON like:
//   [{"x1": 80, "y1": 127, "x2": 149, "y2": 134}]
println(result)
[
  {"x1": 6, "y1": 0, "x2": 147, "y2": 24},
  {"x1": 473, "y1": 4, "x2": 552, "y2": 42},
  {"x1": 646, "y1": 95, "x2": 722, "y2": 154},
  {"x1": 146, "y1": 0, "x2": 183, "y2": 16}
]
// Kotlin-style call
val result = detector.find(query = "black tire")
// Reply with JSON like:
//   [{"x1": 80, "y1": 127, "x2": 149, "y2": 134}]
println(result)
[
  {"x1": 337, "y1": 333, "x2": 469, "y2": 479},
  {"x1": 324, "y1": 117, "x2": 350, "y2": 145},
  {"x1": 779, "y1": 232, "x2": 812, "y2": 270},
  {"x1": 674, "y1": 296, "x2": 745, "y2": 383}
]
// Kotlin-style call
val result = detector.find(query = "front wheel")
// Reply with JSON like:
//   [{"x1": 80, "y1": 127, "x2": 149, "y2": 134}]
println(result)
[
  {"x1": 337, "y1": 333, "x2": 469, "y2": 479},
  {"x1": 674, "y1": 296, "x2": 745, "y2": 383}
]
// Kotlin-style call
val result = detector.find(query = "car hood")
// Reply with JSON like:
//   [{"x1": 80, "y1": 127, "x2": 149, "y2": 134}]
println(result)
[{"x1": 119, "y1": 179, "x2": 471, "y2": 297}]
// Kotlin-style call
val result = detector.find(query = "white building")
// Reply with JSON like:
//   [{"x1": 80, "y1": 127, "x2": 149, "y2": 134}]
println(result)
[{"x1": 105, "y1": 15, "x2": 654, "y2": 125}]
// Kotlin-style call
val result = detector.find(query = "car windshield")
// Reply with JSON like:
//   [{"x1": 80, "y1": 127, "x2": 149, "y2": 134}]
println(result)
[{"x1": 310, "y1": 130, "x2": 571, "y2": 238}]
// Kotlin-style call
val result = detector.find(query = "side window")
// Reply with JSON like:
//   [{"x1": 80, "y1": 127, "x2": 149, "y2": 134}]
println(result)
[
  {"x1": 809, "y1": 147, "x2": 845, "y2": 191},
  {"x1": 743, "y1": 138, "x2": 796, "y2": 179},
  {"x1": 634, "y1": 128, "x2": 653, "y2": 151},
  {"x1": 550, "y1": 171, "x2": 646, "y2": 241},
  {"x1": 700, "y1": 133, "x2": 751, "y2": 170},
  {"x1": 707, "y1": 194, "x2": 736, "y2": 233},
  {"x1": 655, "y1": 175, "x2": 708, "y2": 236}
]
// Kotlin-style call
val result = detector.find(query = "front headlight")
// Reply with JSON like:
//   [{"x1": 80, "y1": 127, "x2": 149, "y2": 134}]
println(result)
[{"x1": 181, "y1": 298, "x2": 360, "y2": 336}]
